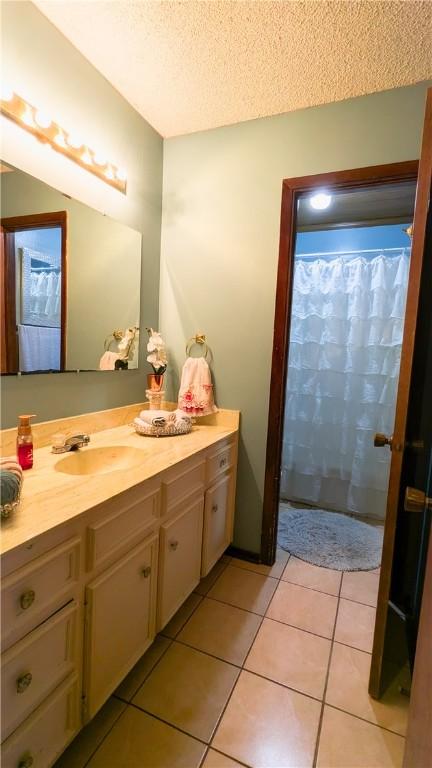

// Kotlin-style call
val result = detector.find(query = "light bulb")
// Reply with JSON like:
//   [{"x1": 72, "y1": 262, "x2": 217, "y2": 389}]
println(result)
[
  {"x1": 116, "y1": 167, "x2": 127, "y2": 182},
  {"x1": 54, "y1": 130, "x2": 66, "y2": 148},
  {"x1": 81, "y1": 149, "x2": 92, "y2": 165},
  {"x1": 34, "y1": 109, "x2": 52, "y2": 129},
  {"x1": 66, "y1": 133, "x2": 83, "y2": 149},
  {"x1": 1, "y1": 85, "x2": 14, "y2": 102},
  {"x1": 310, "y1": 192, "x2": 332, "y2": 210},
  {"x1": 21, "y1": 105, "x2": 35, "y2": 127}
]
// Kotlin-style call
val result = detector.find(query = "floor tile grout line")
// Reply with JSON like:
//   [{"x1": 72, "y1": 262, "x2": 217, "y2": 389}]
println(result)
[
  {"x1": 168, "y1": 635, "x2": 245, "y2": 671},
  {"x1": 127, "y1": 700, "x2": 210, "y2": 746},
  {"x1": 263, "y1": 611, "x2": 335, "y2": 642},
  {"x1": 185, "y1": 592, "x2": 265, "y2": 621},
  {"x1": 207, "y1": 597, "x2": 271, "y2": 752},
  {"x1": 81, "y1": 701, "x2": 130, "y2": 768},
  {"x1": 338, "y1": 594, "x2": 378, "y2": 609},
  {"x1": 324, "y1": 702, "x2": 407, "y2": 739},
  {"x1": 312, "y1": 567, "x2": 344, "y2": 768},
  {"x1": 212, "y1": 562, "x2": 281, "y2": 582},
  {"x1": 200, "y1": 746, "x2": 254, "y2": 768},
  {"x1": 205, "y1": 554, "x2": 293, "y2": 757},
  {"x1": 201, "y1": 591, "x2": 276, "y2": 618},
  {"x1": 113, "y1": 638, "x2": 174, "y2": 705}
]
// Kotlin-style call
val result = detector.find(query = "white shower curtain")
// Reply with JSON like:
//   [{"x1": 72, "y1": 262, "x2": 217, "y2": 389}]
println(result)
[{"x1": 280, "y1": 250, "x2": 410, "y2": 520}]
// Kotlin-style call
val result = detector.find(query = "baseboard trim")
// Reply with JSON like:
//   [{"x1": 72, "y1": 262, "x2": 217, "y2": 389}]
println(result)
[{"x1": 226, "y1": 545, "x2": 261, "y2": 563}]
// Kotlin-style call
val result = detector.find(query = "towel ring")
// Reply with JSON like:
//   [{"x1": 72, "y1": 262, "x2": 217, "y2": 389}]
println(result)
[{"x1": 186, "y1": 334, "x2": 209, "y2": 359}]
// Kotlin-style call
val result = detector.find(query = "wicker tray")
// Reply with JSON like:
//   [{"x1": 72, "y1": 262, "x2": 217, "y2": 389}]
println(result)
[{"x1": 132, "y1": 419, "x2": 192, "y2": 438}]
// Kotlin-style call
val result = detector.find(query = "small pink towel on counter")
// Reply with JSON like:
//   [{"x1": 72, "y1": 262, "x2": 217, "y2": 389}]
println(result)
[{"x1": 178, "y1": 357, "x2": 218, "y2": 416}]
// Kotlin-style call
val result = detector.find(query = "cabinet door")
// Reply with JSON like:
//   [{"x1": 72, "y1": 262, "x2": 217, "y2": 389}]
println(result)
[
  {"x1": 157, "y1": 495, "x2": 204, "y2": 630},
  {"x1": 83, "y1": 532, "x2": 158, "y2": 720},
  {"x1": 202, "y1": 472, "x2": 232, "y2": 577}
]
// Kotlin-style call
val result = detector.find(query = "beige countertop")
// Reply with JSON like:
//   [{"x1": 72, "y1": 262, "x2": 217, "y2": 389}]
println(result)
[{"x1": 1, "y1": 414, "x2": 239, "y2": 558}]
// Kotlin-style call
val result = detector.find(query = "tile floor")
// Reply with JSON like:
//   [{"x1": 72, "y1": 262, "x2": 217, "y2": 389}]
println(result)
[{"x1": 55, "y1": 552, "x2": 409, "y2": 768}]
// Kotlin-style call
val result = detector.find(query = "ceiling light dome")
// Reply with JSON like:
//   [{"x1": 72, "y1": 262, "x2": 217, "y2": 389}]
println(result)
[{"x1": 310, "y1": 192, "x2": 332, "y2": 210}]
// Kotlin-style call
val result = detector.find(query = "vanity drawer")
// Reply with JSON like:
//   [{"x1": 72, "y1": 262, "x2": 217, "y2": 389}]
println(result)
[
  {"x1": 1, "y1": 674, "x2": 80, "y2": 768},
  {"x1": 162, "y1": 459, "x2": 205, "y2": 515},
  {"x1": 1, "y1": 537, "x2": 80, "y2": 650},
  {"x1": 87, "y1": 487, "x2": 160, "y2": 571},
  {"x1": 1, "y1": 600, "x2": 78, "y2": 742},
  {"x1": 206, "y1": 442, "x2": 234, "y2": 485}
]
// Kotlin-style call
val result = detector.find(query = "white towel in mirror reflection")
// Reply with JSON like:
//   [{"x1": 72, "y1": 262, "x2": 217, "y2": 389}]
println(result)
[
  {"x1": 18, "y1": 324, "x2": 60, "y2": 371},
  {"x1": 99, "y1": 351, "x2": 121, "y2": 370}
]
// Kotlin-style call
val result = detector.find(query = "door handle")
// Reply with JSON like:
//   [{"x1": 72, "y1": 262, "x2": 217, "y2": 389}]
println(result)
[
  {"x1": 374, "y1": 433, "x2": 393, "y2": 448},
  {"x1": 404, "y1": 486, "x2": 432, "y2": 513}
]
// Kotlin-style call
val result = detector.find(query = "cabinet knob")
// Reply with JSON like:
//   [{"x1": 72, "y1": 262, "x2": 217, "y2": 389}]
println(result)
[
  {"x1": 211, "y1": 504, "x2": 219, "y2": 514},
  {"x1": 142, "y1": 566, "x2": 151, "y2": 578},
  {"x1": 20, "y1": 590, "x2": 36, "y2": 610},
  {"x1": 18, "y1": 753, "x2": 34, "y2": 768},
  {"x1": 16, "y1": 672, "x2": 33, "y2": 694},
  {"x1": 169, "y1": 540, "x2": 179, "y2": 551},
  {"x1": 219, "y1": 457, "x2": 227, "y2": 468}
]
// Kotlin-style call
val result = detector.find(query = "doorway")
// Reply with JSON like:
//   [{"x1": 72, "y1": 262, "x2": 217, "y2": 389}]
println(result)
[
  {"x1": 262, "y1": 162, "x2": 418, "y2": 568},
  {"x1": 1, "y1": 211, "x2": 67, "y2": 373}
]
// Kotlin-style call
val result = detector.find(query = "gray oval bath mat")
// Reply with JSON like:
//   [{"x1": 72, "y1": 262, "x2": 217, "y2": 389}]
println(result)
[{"x1": 278, "y1": 504, "x2": 383, "y2": 571}]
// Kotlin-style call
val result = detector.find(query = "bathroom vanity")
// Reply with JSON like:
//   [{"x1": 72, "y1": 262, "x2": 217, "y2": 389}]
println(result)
[{"x1": 0, "y1": 406, "x2": 239, "y2": 767}]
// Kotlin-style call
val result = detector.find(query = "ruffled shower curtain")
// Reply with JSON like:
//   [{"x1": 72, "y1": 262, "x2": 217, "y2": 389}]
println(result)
[{"x1": 280, "y1": 250, "x2": 410, "y2": 520}]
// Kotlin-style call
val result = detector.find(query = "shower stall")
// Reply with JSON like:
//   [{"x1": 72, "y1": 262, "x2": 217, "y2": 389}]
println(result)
[{"x1": 280, "y1": 242, "x2": 410, "y2": 521}]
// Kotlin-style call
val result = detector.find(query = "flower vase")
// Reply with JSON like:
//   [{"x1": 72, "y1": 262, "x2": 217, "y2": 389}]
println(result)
[{"x1": 147, "y1": 373, "x2": 164, "y2": 392}]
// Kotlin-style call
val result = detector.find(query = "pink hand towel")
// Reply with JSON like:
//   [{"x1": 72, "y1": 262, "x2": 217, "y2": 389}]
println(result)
[{"x1": 178, "y1": 357, "x2": 218, "y2": 416}]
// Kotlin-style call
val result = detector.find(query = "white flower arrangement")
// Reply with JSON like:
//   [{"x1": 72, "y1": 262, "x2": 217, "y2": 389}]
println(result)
[{"x1": 146, "y1": 329, "x2": 167, "y2": 374}]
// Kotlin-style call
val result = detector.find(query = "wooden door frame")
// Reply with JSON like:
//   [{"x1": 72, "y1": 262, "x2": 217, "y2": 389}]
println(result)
[
  {"x1": 0, "y1": 211, "x2": 68, "y2": 371},
  {"x1": 261, "y1": 160, "x2": 419, "y2": 565}
]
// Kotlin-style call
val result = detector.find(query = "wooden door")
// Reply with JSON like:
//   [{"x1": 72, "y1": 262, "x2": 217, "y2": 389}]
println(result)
[
  {"x1": 0, "y1": 224, "x2": 18, "y2": 372},
  {"x1": 404, "y1": 488, "x2": 432, "y2": 767},
  {"x1": 83, "y1": 532, "x2": 158, "y2": 720},
  {"x1": 369, "y1": 88, "x2": 432, "y2": 700}
]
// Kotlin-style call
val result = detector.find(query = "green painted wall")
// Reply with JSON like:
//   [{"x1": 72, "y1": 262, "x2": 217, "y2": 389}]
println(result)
[
  {"x1": 160, "y1": 82, "x2": 430, "y2": 553},
  {"x1": 1, "y1": 2, "x2": 163, "y2": 427}
]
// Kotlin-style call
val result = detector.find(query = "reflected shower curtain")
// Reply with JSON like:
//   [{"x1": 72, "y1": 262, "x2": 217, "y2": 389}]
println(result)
[{"x1": 280, "y1": 250, "x2": 410, "y2": 519}]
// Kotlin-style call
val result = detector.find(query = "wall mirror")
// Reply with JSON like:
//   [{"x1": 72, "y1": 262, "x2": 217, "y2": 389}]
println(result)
[{"x1": 0, "y1": 161, "x2": 141, "y2": 374}]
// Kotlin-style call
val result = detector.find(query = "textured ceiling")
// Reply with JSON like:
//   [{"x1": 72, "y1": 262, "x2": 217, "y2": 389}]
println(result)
[{"x1": 34, "y1": 1, "x2": 432, "y2": 137}]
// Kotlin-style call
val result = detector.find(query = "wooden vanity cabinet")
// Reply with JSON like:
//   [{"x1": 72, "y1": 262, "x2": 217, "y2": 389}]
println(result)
[
  {"x1": 83, "y1": 531, "x2": 158, "y2": 720},
  {"x1": 0, "y1": 428, "x2": 238, "y2": 766}
]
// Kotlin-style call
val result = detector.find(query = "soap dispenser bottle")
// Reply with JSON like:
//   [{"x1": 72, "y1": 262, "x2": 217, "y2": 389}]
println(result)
[{"x1": 17, "y1": 414, "x2": 36, "y2": 470}]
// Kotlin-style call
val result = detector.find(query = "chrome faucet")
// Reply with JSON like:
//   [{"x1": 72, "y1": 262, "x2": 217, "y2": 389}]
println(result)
[{"x1": 52, "y1": 434, "x2": 90, "y2": 454}]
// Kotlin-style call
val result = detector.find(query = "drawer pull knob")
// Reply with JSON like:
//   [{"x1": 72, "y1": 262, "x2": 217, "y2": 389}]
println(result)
[
  {"x1": 142, "y1": 566, "x2": 151, "y2": 578},
  {"x1": 212, "y1": 504, "x2": 219, "y2": 514},
  {"x1": 169, "y1": 540, "x2": 179, "y2": 551},
  {"x1": 18, "y1": 753, "x2": 34, "y2": 768},
  {"x1": 20, "y1": 590, "x2": 36, "y2": 610},
  {"x1": 219, "y1": 458, "x2": 227, "y2": 468},
  {"x1": 16, "y1": 672, "x2": 33, "y2": 693}
]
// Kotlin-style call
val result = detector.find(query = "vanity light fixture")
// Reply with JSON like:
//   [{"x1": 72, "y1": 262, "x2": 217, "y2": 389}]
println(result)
[
  {"x1": 310, "y1": 192, "x2": 332, "y2": 210},
  {"x1": 0, "y1": 91, "x2": 127, "y2": 193}
]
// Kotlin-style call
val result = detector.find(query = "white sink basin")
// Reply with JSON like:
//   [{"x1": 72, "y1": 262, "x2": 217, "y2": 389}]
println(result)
[{"x1": 55, "y1": 446, "x2": 147, "y2": 476}]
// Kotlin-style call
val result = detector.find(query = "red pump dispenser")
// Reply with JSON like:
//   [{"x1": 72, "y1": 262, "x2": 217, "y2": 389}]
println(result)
[{"x1": 17, "y1": 414, "x2": 36, "y2": 470}]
